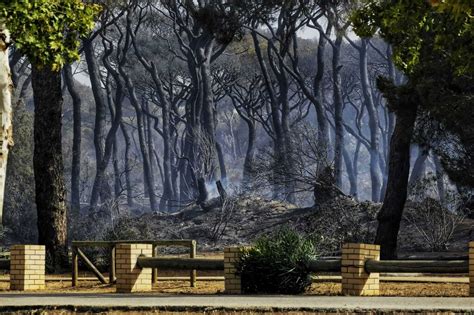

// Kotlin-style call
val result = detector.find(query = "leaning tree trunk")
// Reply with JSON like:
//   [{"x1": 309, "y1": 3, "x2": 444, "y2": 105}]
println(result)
[
  {"x1": 0, "y1": 24, "x2": 13, "y2": 225},
  {"x1": 375, "y1": 79, "x2": 418, "y2": 259},
  {"x1": 31, "y1": 65, "x2": 68, "y2": 270},
  {"x1": 64, "y1": 64, "x2": 82, "y2": 217}
]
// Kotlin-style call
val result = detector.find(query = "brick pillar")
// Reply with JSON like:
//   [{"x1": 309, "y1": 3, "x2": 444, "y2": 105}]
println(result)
[
  {"x1": 470, "y1": 242, "x2": 474, "y2": 297},
  {"x1": 115, "y1": 244, "x2": 152, "y2": 293},
  {"x1": 10, "y1": 245, "x2": 45, "y2": 291},
  {"x1": 224, "y1": 247, "x2": 245, "y2": 294},
  {"x1": 341, "y1": 243, "x2": 380, "y2": 296}
]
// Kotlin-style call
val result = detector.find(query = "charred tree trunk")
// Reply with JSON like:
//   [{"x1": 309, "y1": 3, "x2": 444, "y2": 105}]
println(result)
[
  {"x1": 433, "y1": 154, "x2": 446, "y2": 206},
  {"x1": 120, "y1": 70, "x2": 159, "y2": 212},
  {"x1": 358, "y1": 39, "x2": 382, "y2": 202},
  {"x1": 216, "y1": 142, "x2": 227, "y2": 182},
  {"x1": 64, "y1": 64, "x2": 81, "y2": 216},
  {"x1": 31, "y1": 65, "x2": 68, "y2": 270},
  {"x1": 313, "y1": 24, "x2": 330, "y2": 148},
  {"x1": 332, "y1": 35, "x2": 344, "y2": 188},
  {"x1": 120, "y1": 122, "x2": 134, "y2": 208},
  {"x1": 112, "y1": 136, "x2": 121, "y2": 200},
  {"x1": 375, "y1": 79, "x2": 418, "y2": 259},
  {"x1": 243, "y1": 120, "x2": 256, "y2": 183},
  {"x1": 84, "y1": 40, "x2": 114, "y2": 209},
  {"x1": 343, "y1": 147, "x2": 357, "y2": 198}
]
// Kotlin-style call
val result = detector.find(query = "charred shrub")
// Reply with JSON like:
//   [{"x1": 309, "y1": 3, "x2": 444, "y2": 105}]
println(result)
[{"x1": 238, "y1": 228, "x2": 316, "y2": 294}]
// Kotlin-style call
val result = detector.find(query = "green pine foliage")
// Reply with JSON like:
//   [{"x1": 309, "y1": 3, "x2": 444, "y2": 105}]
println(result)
[
  {"x1": 351, "y1": 0, "x2": 473, "y2": 75},
  {"x1": 0, "y1": 0, "x2": 100, "y2": 70}
]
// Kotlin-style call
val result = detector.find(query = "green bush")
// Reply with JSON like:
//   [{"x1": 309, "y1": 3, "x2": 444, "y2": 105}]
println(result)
[{"x1": 238, "y1": 228, "x2": 316, "y2": 294}]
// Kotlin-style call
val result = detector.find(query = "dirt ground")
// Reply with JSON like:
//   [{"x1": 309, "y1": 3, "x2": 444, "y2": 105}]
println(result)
[{"x1": 0, "y1": 277, "x2": 469, "y2": 297}]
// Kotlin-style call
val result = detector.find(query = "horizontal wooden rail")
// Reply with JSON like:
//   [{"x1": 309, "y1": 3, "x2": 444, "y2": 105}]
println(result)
[
  {"x1": 307, "y1": 259, "x2": 341, "y2": 272},
  {"x1": 137, "y1": 257, "x2": 224, "y2": 271},
  {"x1": 72, "y1": 240, "x2": 194, "y2": 248},
  {"x1": 0, "y1": 259, "x2": 8, "y2": 270},
  {"x1": 365, "y1": 259, "x2": 469, "y2": 274}
]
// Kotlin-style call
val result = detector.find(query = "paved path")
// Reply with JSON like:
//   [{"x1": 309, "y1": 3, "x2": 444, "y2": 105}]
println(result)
[{"x1": 0, "y1": 294, "x2": 473, "y2": 312}]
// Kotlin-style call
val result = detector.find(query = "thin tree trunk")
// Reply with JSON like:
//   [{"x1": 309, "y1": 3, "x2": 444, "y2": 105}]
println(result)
[
  {"x1": 375, "y1": 81, "x2": 418, "y2": 259},
  {"x1": 216, "y1": 142, "x2": 227, "y2": 182},
  {"x1": 120, "y1": 122, "x2": 134, "y2": 208},
  {"x1": 64, "y1": 64, "x2": 81, "y2": 217},
  {"x1": 314, "y1": 24, "x2": 330, "y2": 148},
  {"x1": 243, "y1": 120, "x2": 256, "y2": 183},
  {"x1": 84, "y1": 40, "x2": 109, "y2": 208},
  {"x1": 31, "y1": 65, "x2": 68, "y2": 270},
  {"x1": 332, "y1": 35, "x2": 344, "y2": 188},
  {"x1": 0, "y1": 24, "x2": 13, "y2": 224},
  {"x1": 343, "y1": 147, "x2": 357, "y2": 198},
  {"x1": 112, "y1": 136, "x2": 121, "y2": 200},
  {"x1": 433, "y1": 154, "x2": 446, "y2": 206},
  {"x1": 360, "y1": 39, "x2": 381, "y2": 202},
  {"x1": 120, "y1": 71, "x2": 159, "y2": 212}
]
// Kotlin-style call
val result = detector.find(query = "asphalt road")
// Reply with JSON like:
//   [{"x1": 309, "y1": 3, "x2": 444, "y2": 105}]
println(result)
[{"x1": 0, "y1": 294, "x2": 473, "y2": 313}]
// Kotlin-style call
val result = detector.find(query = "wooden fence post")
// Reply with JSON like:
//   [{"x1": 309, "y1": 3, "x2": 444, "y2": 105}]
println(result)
[
  {"x1": 469, "y1": 241, "x2": 473, "y2": 297},
  {"x1": 152, "y1": 244, "x2": 158, "y2": 284},
  {"x1": 190, "y1": 240, "x2": 197, "y2": 287},
  {"x1": 109, "y1": 245, "x2": 116, "y2": 284},
  {"x1": 72, "y1": 246, "x2": 78, "y2": 287}
]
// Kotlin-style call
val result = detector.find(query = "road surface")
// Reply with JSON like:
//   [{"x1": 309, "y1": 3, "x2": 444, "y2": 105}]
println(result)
[{"x1": 0, "y1": 294, "x2": 473, "y2": 313}]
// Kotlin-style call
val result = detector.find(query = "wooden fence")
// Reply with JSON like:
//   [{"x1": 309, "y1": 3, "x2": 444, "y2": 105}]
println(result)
[
  {"x1": 72, "y1": 240, "x2": 197, "y2": 287},
  {"x1": 135, "y1": 257, "x2": 469, "y2": 274}
]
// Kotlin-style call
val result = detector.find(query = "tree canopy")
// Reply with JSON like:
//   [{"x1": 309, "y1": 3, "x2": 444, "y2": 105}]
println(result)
[
  {"x1": 0, "y1": 0, "x2": 100, "y2": 70},
  {"x1": 352, "y1": 0, "x2": 474, "y2": 187},
  {"x1": 352, "y1": 0, "x2": 473, "y2": 75}
]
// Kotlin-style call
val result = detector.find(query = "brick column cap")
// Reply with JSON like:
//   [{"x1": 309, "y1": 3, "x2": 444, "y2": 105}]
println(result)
[
  {"x1": 11, "y1": 245, "x2": 45, "y2": 250},
  {"x1": 342, "y1": 243, "x2": 380, "y2": 250}
]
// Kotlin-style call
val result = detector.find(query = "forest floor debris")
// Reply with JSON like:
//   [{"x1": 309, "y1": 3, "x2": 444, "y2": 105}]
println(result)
[{"x1": 98, "y1": 195, "x2": 472, "y2": 254}]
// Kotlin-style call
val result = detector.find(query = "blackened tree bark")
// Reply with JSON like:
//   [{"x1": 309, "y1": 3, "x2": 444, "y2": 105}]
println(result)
[
  {"x1": 311, "y1": 19, "x2": 331, "y2": 148},
  {"x1": 433, "y1": 154, "x2": 446, "y2": 206},
  {"x1": 343, "y1": 147, "x2": 358, "y2": 198},
  {"x1": 31, "y1": 65, "x2": 68, "y2": 270},
  {"x1": 129, "y1": 24, "x2": 176, "y2": 211},
  {"x1": 84, "y1": 39, "x2": 112, "y2": 209},
  {"x1": 332, "y1": 34, "x2": 344, "y2": 188},
  {"x1": 64, "y1": 64, "x2": 81, "y2": 217},
  {"x1": 347, "y1": 38, "x2": 382, "y2": 202},
  {"x1": 120, "y1": 69, "x2": 159, "y2": 213},
  {"x1": 375, "y1": 78, "x2": 418, "y2": 259},
  {"x1": 120, "y1": 122, "x2": 134, "y2": 208}
]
